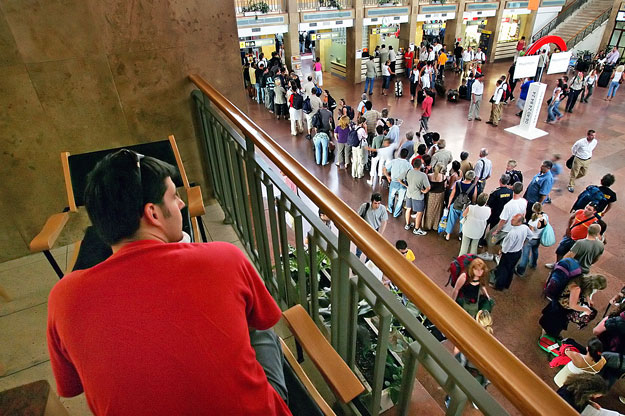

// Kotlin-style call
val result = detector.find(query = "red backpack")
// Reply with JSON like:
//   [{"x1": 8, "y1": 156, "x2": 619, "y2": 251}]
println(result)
[{"x1": 446, "y1": 254, "x2": 479, "y2": 287}]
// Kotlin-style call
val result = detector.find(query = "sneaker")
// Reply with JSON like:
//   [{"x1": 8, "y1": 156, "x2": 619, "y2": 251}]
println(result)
[
  {"x1": 544, "y1": 197, "x2": 552, "y2": 204},
  {"x1": 478, "y1": 253, "x2": 494, "y2": 261},
  {"x1": 413, "y1": 229, "x2": 427, "y2": 236},
  {"x1": 366, "y1": 179, "x2": 373, "y2": 186},
  {"x1": 494, "y1": 254, "x2": 501, "y2": 265},
  {"x1": 545, "y1": 263, "x2": 555, "y2": 269},
  {"x1": 404, "y1": 224, "x2": 413, "y2": 230},
  {"x1": 486, "y1": 121, "x2": 493, "y2": 125},
  {"x1": 568, "y1": 186, "x2": 574, "y2": 193},
  {"x1": 475, "y1": 117, "x2": 482, "y2": 121}
]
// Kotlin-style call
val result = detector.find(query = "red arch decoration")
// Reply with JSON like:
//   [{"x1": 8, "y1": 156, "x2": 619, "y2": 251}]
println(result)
[{"x1": 526, "y1": 35, "x2": 567, "y2": 55}]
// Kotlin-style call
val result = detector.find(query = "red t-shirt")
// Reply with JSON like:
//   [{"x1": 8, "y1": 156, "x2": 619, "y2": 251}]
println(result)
[
  {"x1": 570, "y1": 210, "x2": 598, "y2": 240},
  {"x1": 422, "y1": 96, "x2": 433, "y2": 117},
  {"x1": 47, "y1": 240, "x2": 291, "y2": 416}
]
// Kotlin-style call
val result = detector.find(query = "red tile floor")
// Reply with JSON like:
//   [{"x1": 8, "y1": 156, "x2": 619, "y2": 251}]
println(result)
[{"x1": 240, "y1": 62, "x2": 625, "y2": 414}]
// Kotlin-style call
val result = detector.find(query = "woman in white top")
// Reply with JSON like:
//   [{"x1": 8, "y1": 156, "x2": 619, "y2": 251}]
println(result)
[
  {"x1": 515, "y1": 202, "x2": 548, "y2": 276},
  {"x1": 554, "y1": 337, "x2": 606, "y2": 387},
  {"x1": 381, "y1": 60, "x2": 394, "y2": 96},
  {"x1": 459, "y1": 192, "x2": 491, "y2": 256},
  {"x1": 581, "y1": 69, "x2": 597, "y2": 103},
  {"x1": 606, "y1": 65, "x2": 624, "y2": 101}
]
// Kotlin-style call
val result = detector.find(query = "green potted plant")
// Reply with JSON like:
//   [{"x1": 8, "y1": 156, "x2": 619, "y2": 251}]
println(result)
[
  {"x1": 319, "y1": 0, "x2": 342, "y2": 10},
  {"x1": 242, "y1": 1, "x2": 270, "y2": 15}
]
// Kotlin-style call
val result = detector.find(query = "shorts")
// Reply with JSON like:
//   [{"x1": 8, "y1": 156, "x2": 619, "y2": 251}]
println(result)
[{"x1": 405, "y1": 198, "x2": 425, "y2": 212}]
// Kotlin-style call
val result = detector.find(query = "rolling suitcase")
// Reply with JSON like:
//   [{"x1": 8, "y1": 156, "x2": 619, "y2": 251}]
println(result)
[
  {"x1": 447, "y1": 89, "x2": 459, "y2": 103},
  {"x1": 435, "y1": 79, "x2": 446, "y2": 97},
  {"x1": 417, "y1": 89, "x2": 425, "y2": 103},
  {"x1": 395, "y1": 79, "x2": 403, "y2": 97},
  {"x1": 458, "y1": 85, "x2": 467, "y2": 99}
]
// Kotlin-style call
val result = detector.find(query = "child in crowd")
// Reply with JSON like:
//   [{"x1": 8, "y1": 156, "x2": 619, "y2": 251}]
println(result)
[{"x1": 545, "y1": 154, "x2": 562, "y2": 203}]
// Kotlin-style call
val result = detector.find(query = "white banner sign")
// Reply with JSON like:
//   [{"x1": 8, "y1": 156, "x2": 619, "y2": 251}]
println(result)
[
  {"x1": 547, "y1": 51, "x2": 572, "y2": 74},
  {"x1": 513, "y1": 55, "x2": 540, "y2": 79}
]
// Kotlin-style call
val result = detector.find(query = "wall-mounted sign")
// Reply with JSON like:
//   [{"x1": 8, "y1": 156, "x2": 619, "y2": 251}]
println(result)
[
  {"x1": 416, "y1": 12, "x2": 456, "y2": 21},
  {"x1": 463, "y1": 10, "x2": 497, "y2": 19},
  {"x1": 310, "y1": 32, "x2": 340, "y2": 40},
  {"x1": 238, "y1": 24, "x2": 288, "y2": 37},
  {"x1": 239, "y1": 38, "x2": 276, "y2": 49},
  {"x1": 363, "y1": 15, "x2": 409, "y2": 26},
  {"x1": 371, "y1": 27, "x2": 398, "y2": 34},
  {"x1": 299, "y1": 20, "x2": 354, "y2": 31}
]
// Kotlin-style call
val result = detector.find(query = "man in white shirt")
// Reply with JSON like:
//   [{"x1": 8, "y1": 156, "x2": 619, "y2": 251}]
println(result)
[
  {"x1": 486, "y1": 79, "x2": 505, "y2": 127},
  {"x1": 606, "y1": 46, "x2": 620, "y2": 66},
  {"x1": 468, "y1": 73, "x2": 484, "y2": 121},
  {"x1": 433, "y1": 40, "x2": 442, "y2": 55},
  {"x1": 427, "y1": 46, "x2": 435, "y2": 62},
  {"x1": 474, "y1": 47, "x2": 486, "y2": 70},
  {"x1": 385, "y1": 118, "x2": 400, "y2": 143},
  {"x1": 462, "y1": 47, "x2": 473, "y2": 78},
  {"x1": 473, "y1": 148, "x2": 492, "y2": 194},
  {"x1": 482, "y1": 182, "x2": 526, "y2": 262},
  {"x1": 388, "y1": 46, "x2": 397, "y2": 74},
  {"x1": 303, "y1": 75, "x2": 316, "y2": 98},
  {"x1": 569, "y1": 130, "x2": 598, "y2": 192},
  {"x1": 492, "y1": 214, "x2": 528, "y2": 291}
]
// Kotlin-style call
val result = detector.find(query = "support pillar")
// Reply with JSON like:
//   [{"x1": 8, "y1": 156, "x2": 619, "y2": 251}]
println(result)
[
  {"x1": 399, "y1": 0, "x2": 419, "y2": 51},
  {"x1": 487, "y1": 0, "x2": 507, "y2": 63},
  {"x1": 446, "y1": 0, "x2": 467, "y2": 47},
  {"x1": 523, "y1": 9, "x2": 538, "y2": 40},
  {"x1": 599, "y1": 0, "x2": 622, "y2": 51},
  {"x1": 284, "y1": 0, "x2": 300, "y2": 71},
  {"x1": 346, "y1": 0, "x2": 364, "y2": 84}
]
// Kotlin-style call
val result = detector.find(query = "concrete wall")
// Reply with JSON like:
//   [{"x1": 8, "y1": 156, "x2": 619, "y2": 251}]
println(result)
[
  {"x1": 0, "y1": 0, "x2": 246, "y2": 262},
  {"x1": 572, "y1": 19, "x2": 608, "y2": 52},
  {"x1": 532, "y1": 7, "x2": 562, "y2": 36}
]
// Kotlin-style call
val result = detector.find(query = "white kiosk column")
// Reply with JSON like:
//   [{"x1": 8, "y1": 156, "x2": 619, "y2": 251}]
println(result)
[{"x1": 505, "y1": 82, "x2": 548, "y2": 140}]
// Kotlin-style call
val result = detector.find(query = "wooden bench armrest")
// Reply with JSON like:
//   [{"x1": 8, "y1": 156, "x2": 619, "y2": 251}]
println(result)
[
  {"x1": 186, "y1": 185, "x2": 205, "y2": 217},
  {"x1": 282, "y1": 305, "x2": 365, "y2": 404},
  {"x1": 29, "y1": 212, "x2": 70, "y2": 253},
  {"x1": 280, "y1": 338, "x2": 336, "y2": 416}
]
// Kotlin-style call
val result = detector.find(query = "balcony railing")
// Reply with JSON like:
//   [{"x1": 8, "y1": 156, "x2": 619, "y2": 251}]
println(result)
[
  {"x1": 188, "y1": 74, "x2": 577, "y2": 415},
  {"x1": 235, "y1": 0, "x2": 285, "y2": 15},
  {"x1": 298, "y1": 0, "x2": 353, "y2": 12},
  {"x1": 363, "y1": 0, "x2": 410, "y2": 6}
]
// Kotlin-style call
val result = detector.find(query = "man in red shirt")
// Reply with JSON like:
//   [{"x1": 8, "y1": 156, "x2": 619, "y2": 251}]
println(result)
[
  {"x1": 546, "y1": 202, "x2": 599, "y2": 268},
  {"x1": 419, "y1": 89, "x2": 434, "y2": 135},
  {"x1": 47, "y1": 150, "x2": 291, "y2": 415}
]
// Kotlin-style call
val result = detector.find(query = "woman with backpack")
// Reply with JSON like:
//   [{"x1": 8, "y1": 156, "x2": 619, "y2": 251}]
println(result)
[
  {"x1": 444, "y1": 170, "x2": 477, "y2": 241},
  {"x1": 287, "y1": 81, "x2": 304, "y2": 136},
  {"x1": 334, "y1": 116, "x2": 352, "y2": 170},
  {"x1": 450, "y1": 258, "x2": 492, "y2": 317},
  {"x1": 539, "y1": 274, "x2": 607, "y2": 338},
  {"x1": 515, "y1": 202, "x2": 548, "y2": 276}
]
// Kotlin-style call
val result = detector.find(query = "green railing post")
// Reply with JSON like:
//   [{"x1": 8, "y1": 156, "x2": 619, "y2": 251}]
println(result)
[
  {"x1": 333, "y1": 230, "x2": 352, "y2": 360},
  {"x1": 370, "y1": 304, "x2": 391, "y2": 416},
  {"x1": 397, "y1": 342, "x2": 420, "y2": 416}
]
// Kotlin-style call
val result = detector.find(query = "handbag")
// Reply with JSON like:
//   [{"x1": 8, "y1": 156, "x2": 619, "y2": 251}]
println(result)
[
  {"x1": 567, "y1": 306, "x2": 597, "y2": 329},
  {"x1": 479, "y1": 296, "x2": 495, "y2": 313},
  {"x1": 438, "y1": 208, "x2": 449, "y2": 234},
  {"x1": 566, "y1": 155, "x2": 574, "y2": 169},
  {"x1": 540, "y1": 223, "x2": 556, "y2": 247}
]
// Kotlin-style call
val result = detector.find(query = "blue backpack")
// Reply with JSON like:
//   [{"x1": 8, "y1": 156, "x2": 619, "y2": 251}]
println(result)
[
  {"x1": 543, "y1": 258, "x2": 583, "y2": 300},
  {"x1": 302, "y1": 97, "x2": 312, "y2": 114},
  {"x1": 347, "y1": 125, "x2": 362, "y2": 147},
  {"x1": 572, "y1": 185, "x2": 607, "y2": 212}
]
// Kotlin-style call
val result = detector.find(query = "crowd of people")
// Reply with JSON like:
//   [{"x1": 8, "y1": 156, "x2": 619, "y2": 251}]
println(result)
[{"x1": 240, "y1": 39, "x2": 625, "y2": 412}]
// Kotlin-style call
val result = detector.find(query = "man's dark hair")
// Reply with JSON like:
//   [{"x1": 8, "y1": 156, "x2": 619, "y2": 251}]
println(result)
[
  {"x1": 395, "y1": 240, "x2": 408, "y2": 250},
  {"x1": 417, "y1": 143, "x2": 427, "y2": 155},
  {"x1": 601, "y1": 173, "x2": 615, "y2": 187},
  {"x1": 371, "y1": 193, "x2": 382, "y2": 202},
  {"x1": 587, "y1": 129, "x2": 596, "y2": 135},
  {"x1": 399, "y1": 148, "x2": 409, "y2": 159},
  {"x1": 376, "y1": 125, "x2": 384, "y2": 135},
  {"x1": 412, "y1": 158, "x2": 423, "y2": 168},
  {"x1": 460, "y1": 151, "x2": 469, "y2": 161},
  {"x1": 84, "y1": 151, "x2": 179, "y2": 245},
  {"x1": 512, "y1": 181, "x2": 523, "y2": 195},
  {"x1": 365, "y1": 101, "x2": 373, "y2": 111},
  {"x1": 387, "y1": 118, "x2": 395, "y2": 126},
  {"x1": 542, "y1": 160, "x2": 553, "y2": 169}
]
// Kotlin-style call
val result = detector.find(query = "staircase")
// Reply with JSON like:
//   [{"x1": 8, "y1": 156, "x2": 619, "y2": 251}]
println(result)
[{"x1": 533, "y1": 0, "x2": 613, "y2": 46}]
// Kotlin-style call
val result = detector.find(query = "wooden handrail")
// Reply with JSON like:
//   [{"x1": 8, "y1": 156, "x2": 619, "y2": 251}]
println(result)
[{"x1": 188, "y1": 74, "x2": 576, "y2": 415}]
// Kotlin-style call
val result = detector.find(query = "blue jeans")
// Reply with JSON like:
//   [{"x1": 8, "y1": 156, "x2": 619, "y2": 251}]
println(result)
[
  {"x1": 383, "y1": 75, "x2": 391, "y2": 90},
  {"x1": 608, "y1": 81, "x2": 620, "y2": 98},
  {"x1": 515, "y1": 238, "x2": 540, "y2": 275},
  {"x1": 445, "y1": 207, "x2": 464, "y2": 235},
  {"x1": 547, "y1": 99, "x2": 562, "y2": 121},
  {"x1": 255, "y1": 83, "x2": 263, "y2": 104},
  {"x1": 313, "y1": 133, "x2": 329, "y2": 165},
  {"x1": 388, "y1": 180, "x2": 407, "y2": 217},
  {"x1": 364, "y1": 77, "x2": 374, "y2": 94}
]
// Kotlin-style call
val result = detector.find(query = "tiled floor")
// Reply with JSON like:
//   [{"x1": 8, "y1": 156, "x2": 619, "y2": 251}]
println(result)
[{"x1": 241, "y1": 62, "x2": 625, "y2": 414}]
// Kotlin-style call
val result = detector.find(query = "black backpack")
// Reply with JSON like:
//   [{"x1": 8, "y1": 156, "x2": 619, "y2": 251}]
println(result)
[
  {"x1": 347, "y1": 125, "x2": 362, "y2": 147},
  {"x1": 572, "y1": 185, "x2": 608, "y2": 212},
  {"x1": 292, "y1": 93, "x2": 303, "y2": 110},
  {"x1": 312, "y1": 112, "x2": 323, "y2": 129},
  {"x1": 345, "y1": 105, "x2": 355, "y2": 120},
  {"x1": 452, "y1": 181, "x2": 476, "y2": 211},
  {"x1": 302, "y1": 97, "x2": 312, "y2": 114}
]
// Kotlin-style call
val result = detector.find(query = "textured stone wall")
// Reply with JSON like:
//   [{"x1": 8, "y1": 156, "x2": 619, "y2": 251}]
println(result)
[{"x1": 0, "y1": 0, "x2": 245, "y2": 262}]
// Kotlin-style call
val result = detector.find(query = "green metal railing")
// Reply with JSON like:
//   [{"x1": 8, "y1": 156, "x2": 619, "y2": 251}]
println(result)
[
  {"x1": 298, "y1": 0, "x2": 353, "y2": 11},
  {"x1": 235, "y1": 0, "x2": 285, "y2": 14},
  {"x1": 189, "y1": 75, "x2": 576, "y2": 416}
]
